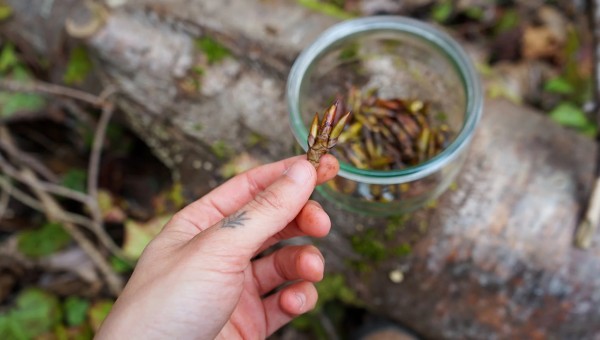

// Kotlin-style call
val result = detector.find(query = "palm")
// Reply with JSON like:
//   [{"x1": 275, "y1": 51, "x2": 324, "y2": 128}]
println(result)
[{"x1": 220, "y1": 266, "x2": 270, "y2": 339}]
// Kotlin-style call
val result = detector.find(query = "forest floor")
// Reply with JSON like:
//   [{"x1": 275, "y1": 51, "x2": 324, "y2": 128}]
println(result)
[{"x1": 0, "y1": 0, "x2": 595, "y2": 339}]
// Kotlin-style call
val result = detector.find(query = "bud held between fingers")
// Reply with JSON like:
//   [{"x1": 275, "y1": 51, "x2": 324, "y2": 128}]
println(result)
[{"x1": 306, "y1": 101, "x2": 351, "y2": 168}]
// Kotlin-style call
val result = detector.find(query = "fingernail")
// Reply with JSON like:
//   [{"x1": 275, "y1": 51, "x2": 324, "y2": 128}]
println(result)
[
  {"x1": 309, "y1": 200, "x2": 323, "y2": 210},
  {"x1": 309, "y1": 252, "x2": 325, "y2": 267},
  {"x1": 294, "y1": 292, "x2": 306, "y2": 310},
  {"x1": 284, "y1": 161, "x2": 312, "y2": 184}
]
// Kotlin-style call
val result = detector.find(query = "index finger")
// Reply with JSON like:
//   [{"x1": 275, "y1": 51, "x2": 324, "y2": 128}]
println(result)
[{"x1": 170, "y1": 154, "x2": 339, "y2": 233}]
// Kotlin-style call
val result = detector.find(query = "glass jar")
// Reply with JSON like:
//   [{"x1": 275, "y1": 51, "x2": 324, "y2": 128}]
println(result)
[{"x1": 287, "y1": 16, "x2": 483, "y2": 216}]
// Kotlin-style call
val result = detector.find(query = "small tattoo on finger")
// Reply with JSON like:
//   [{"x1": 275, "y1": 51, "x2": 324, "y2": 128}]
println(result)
[{"x1": 220, "y1": 211, "x2": 249, "y2": 229}]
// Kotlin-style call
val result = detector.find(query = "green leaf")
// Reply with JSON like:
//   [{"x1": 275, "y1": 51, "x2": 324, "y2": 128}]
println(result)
[
  {"x1": 109, "y1": 256, "x2": 134, "y2": 273},
  {"x1": 2, "y1": 288, "x2": 63, "y2": 339},
  {"x1": 544, "y1": 77, "x2": 575, "y2": 95},
  {"x1": 431, "y1": 1, "x2": 452, "y2": 23},
  {"x1": 393, "y1": 243, "x2": 412, "y2": 257},
  {"x1": 464, "y1": 6, "x2": 484, "y2": 21},
  {"x1": 61, "y1": 169, "x2": 87, "y2": 193},
  {"x1": 122, "y1": 215, "x2": 171, "y2": 259},
  {"x1": 315, "y1": 274, "x2": 360, "y2": 308},
  {"x1": 0, "y1": 92, "x2": 46, "y2": 117},
  {"x1": 18, "y1": 222, "x2": 72, "y2": 258},
  {"x1": 64, "y1": 297, "x2": 90, "y2": 327},
  {"x1": 195, "y1": 37, "x2": 230, "y2": 64},
  {"x1": 0, "y1": 44, "x2": 19, "y2": 73},
  {"x1": 88, "y1": 300, "x2": 114, "y2": 332},
  {"x1": 297, "y1": 0, "x2": 355, "y2": 20},
  {"x1": 210, "y1": 140, "x2": 234, "y2": 160},
  {"x1": 63, "y1": 47, "x2": 93, "y2": 85},
  {"x1": 549, "y1": 103, "x2": 591, "y2": 129},
  {"x1": 167, "y1": 182, "x2": 186, "y2": 209},
  {"x1": 494, "y1": 9, "x2": 519, "y2": 34},
  {"x1": 338, "y1": 43, "x2": 359, "y2": 62},
  {"x1": 0, "y1": 4, "x2": 13, "y2": 21},
  {"x1": 0, "y1": 51, "x2": 47, "y2": 118}
]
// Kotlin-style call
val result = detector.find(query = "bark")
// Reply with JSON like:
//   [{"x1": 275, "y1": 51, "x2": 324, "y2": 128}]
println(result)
[{"x1": 2, "y1": 0, "x2": 600, "y2": 338}]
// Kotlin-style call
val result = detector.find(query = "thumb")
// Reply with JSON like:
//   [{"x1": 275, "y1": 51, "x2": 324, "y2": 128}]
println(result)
[{"x1": 199, "y1": 160, "x2": 317, "y2": 256}]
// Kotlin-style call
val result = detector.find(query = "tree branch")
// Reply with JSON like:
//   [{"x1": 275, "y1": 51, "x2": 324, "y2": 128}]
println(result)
[
  {"x1": 18, "y1": 168, "x2": 123, "y2": 295},
  {"x1": 87, "y1": 102, "x2": 113, "y2": 210},
  {"x1": 0, "y1": 176, "x2": 12, "y2": 220},
  {"x1": 0, "y1": 158, "x2": 91, "y2": 204},
  {"x1": 0, "y1": 175, "x2": 99, "y2": 236},
  {"x1": 0, "y1": 138, "x2": 59, "y2": 183},
  {"x1": 0, "y1": 79, "x2": 105, "y2": 107}
]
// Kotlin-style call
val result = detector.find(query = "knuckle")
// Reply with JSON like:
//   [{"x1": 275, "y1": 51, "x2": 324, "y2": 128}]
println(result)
[{"x1": 251, "y1": 188, "x2": 287, "y2": 212}]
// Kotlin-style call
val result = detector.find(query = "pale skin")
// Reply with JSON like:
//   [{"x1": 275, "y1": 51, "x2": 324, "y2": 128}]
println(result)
[{"x1": 96, "y1": 155, "x2": 340, "y2": 339}]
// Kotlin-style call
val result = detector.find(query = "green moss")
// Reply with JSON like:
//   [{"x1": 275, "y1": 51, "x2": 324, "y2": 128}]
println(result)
[
  {"x1": 246, "y1": 132, "x2": 267, "y2": 147},
  {"x1": 494, "y1": 9, "x2": 519, "y2": 35},
  {"x1": 290, "y1": 273, "x2": 362, "y2": 336},
  {"x1": 63, "y1": 46, "x2": 93, "y2": 85},
  {"x1": 195, "y1": 37, "x2": 230, "y2": 64},
  {"x1": 296, "y1": 0, "x2": 355, "y2": 20},
  {"x1": 384, "y1": 215, "x2": 408, "y2": 241},
  {"x1": 345, "y1": 259, "x2": 372, "y2": 273},
  {"x1": 464, "y1": 6, "x2": 484, "y2": 21},
  {"x1": 211, "y1": 140, "x2": 234, "y2": 160},
  {"x1": 431, "y1": 0, "x2": 453, "y2": 23},
  {"x1": 393, "y1": 243, "x2": 412, "y2": 257},
  {"x1": 338, "y1": 43, "x2": 359, "y2": 62},
  {"x1": 316, "y1": 274, "x2": 361, "y2": 308},
  {"x1": 0, "y1": 3, "x2": 12, "y2": 22},
  {"x1": 349, "y1": 215, "x2": 413, "y2": 267},
  {"x1": 351, "y1": 230, "x2": 387, "y2": 262}
]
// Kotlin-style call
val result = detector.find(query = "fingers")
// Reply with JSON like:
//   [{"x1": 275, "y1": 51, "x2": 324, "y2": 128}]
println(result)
[
  {"x1": 255, "y1": 200, "x2": 331, "y2": 255},
  {"x1": 170, "y1": 154, "x2": 339, "y2": 234},
  {"x1": 253, "y1": 245, "x2": 324, "y2": 295},
  {"x1": 262, "y1": 281, "x2": 318, "y2": 336},
  {"x1": 202, "y1": 160, "x2": 317, "y2": 255}
]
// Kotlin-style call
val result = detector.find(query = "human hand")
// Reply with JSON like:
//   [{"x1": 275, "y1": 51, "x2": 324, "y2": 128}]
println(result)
[{"x1": 96, "y1": 155, "x2": 339, "y2": 339}]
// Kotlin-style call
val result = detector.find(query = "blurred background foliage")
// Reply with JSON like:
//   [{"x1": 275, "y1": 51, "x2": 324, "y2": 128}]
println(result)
[{"x1": 0, "y1": 0, "x2": 595, "y2": 339}]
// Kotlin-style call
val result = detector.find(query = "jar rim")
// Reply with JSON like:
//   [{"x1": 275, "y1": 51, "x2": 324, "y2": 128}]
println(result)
[{"x1": 287, "y1": 16, "x2": 483, "y2": 185}]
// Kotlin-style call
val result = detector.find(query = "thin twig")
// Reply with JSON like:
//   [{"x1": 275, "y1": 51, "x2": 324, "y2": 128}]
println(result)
[
  {"x1": 88, "y1": 103, "x2": 114, "y2": 207},
  {"x1": 0, "y1": 154, "x2": 91, "y2": 204},
  {"x1": 0, "y1": 128, "x2": 128, "y2": 261},
  {"x1": 18, "y1": 168, "x2": 123, "y2": 295},
  {"x1": 0, "y1": 175, "x2": 44, "y2": 212},
  {"x1": 0, "y1": 77, "x2": 132, "y2": 272},
  {"x1": 84, "y1": 100, "x2": 130, "y2": 262},
  {"x1": 0, "y1": 79, "x2": 104, "y2": 107},
  {"x1": 0, "y1": 176, "x2": 12, "y2": 220},
  {"x1": 576, "y1": 0, "x2": 600, "y2": 248},
  {"x1": 0, "y1": 175, "x2": 97, "y2": 231},
  {"x1": 0, "y1": 159, "x2": 128, "y2": 261},
  {"x1": 0, "y1": 139, "x2": 59, "y2": 183}
]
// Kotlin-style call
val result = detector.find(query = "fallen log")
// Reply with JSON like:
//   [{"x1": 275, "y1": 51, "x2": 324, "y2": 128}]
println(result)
[{"x1": 2, "y1": 0, "x2": 599, "y2": 338}]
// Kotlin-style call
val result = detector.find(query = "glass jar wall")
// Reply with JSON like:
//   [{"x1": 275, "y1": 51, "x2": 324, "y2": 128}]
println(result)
[{"x1": 287, "y1": 17, "x2": 483, "y2": 216}]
